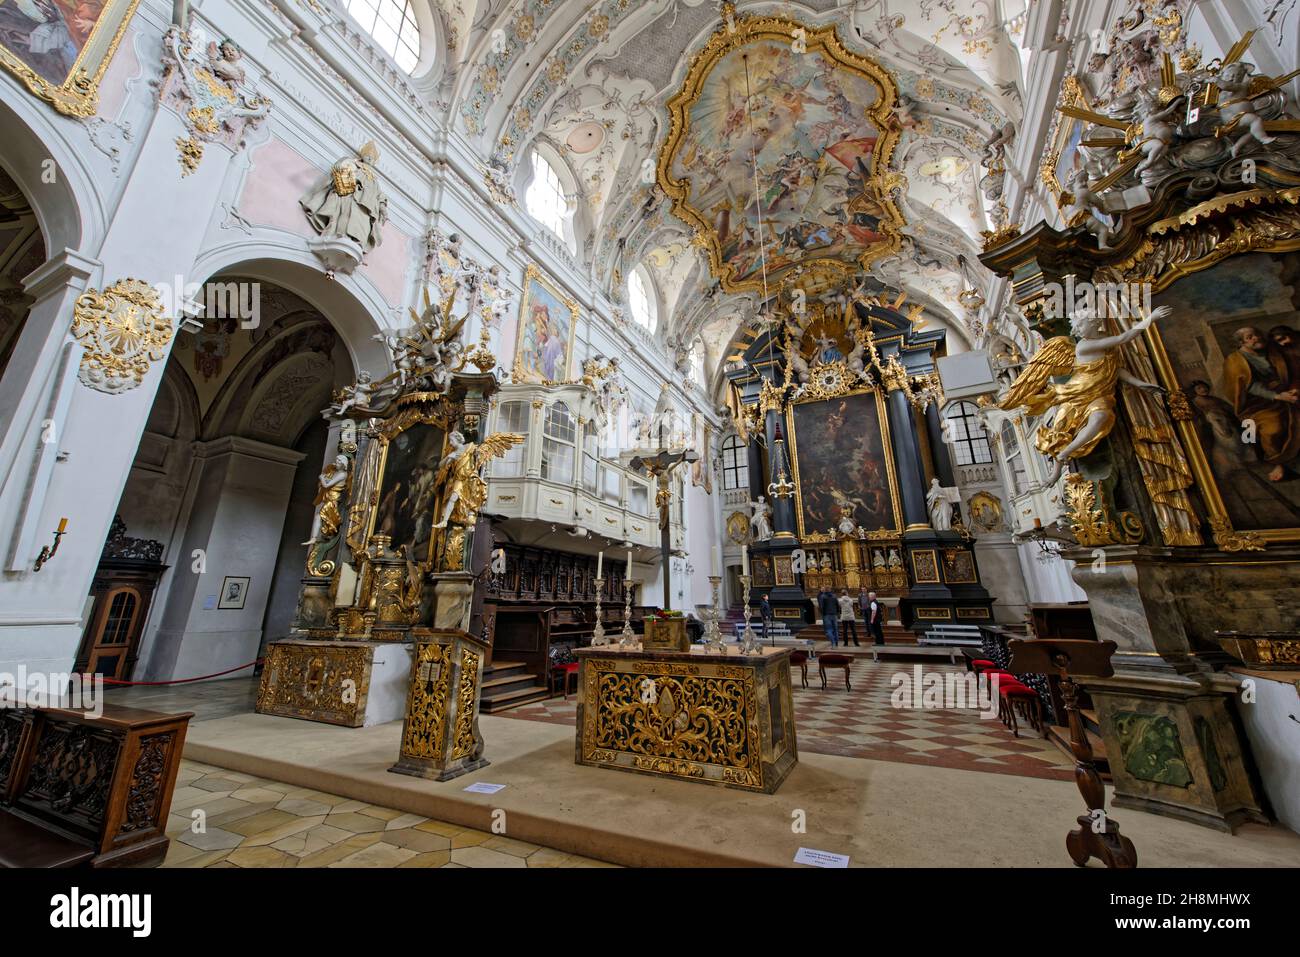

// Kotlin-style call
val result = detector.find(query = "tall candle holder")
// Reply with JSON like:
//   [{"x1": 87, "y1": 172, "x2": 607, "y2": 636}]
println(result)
[
  {"x1": 591, "y1": 576, "x2": 610, "y2": 646},
  {"x1": 739, "y1": 574, "x2": 761, "y2": 655},
  {"x1": 701, "y1": 575, "x2": 726, "y2": 653},
  {"x1": 619, "y1": 575, "x2": 640, "y2": 649}
]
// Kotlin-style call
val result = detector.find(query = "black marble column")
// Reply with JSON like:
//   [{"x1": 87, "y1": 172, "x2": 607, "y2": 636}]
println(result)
[
  {"x1": 924, "y1": 402, "x2": 957, "y2": 489},
  {"x1": 885, "y1": 386, "x2": 930, "y2": 532}
]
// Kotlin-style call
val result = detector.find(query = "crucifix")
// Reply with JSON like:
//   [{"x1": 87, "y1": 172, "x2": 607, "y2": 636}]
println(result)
[{"x1": 629, "y1": 448, "x2": 698, "y2": 610}]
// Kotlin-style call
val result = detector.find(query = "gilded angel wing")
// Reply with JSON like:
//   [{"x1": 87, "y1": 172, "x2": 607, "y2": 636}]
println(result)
[
  {"x1": 473, "y1": 432, "x2": 526, "y2": 468},
  {"x1": 996, "y1": 336, "x2": 1076, "y2": 416}
]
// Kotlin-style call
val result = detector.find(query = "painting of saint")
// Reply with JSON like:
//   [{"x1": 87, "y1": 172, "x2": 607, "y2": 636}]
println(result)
[
  {"x1": 666, "y1": 33, "x2": 898, "y2": 289},
  {"x1": 1151, "y1": 251, "x2": 1300, "y2": 532},
  {"x1": 513, "y1": 265, "x2": 577, "y2": 384},
  {"x1": 373, "y1": 422, "x2": 447, "y2": 564},
  {"x1": 789, "y1": 391, "x2": 896, "y2": 535},
  {"x1": 0, "y1": 0, "x2": 106, "y2": 84}
]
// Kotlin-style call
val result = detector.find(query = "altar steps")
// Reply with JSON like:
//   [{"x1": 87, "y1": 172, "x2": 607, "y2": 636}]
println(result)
[{"x1": 479, "y1": 661, "x2": 550, "y2": 713}]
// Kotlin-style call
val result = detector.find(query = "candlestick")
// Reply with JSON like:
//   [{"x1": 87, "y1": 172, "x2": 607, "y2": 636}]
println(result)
[
  {"x1": 739, "y1": 574, "x2": 760, "y2": 655},
  {"x1": 619, "y1": 574, "x2": 639, "y2": 649},
  {"x1": 702, "y1": 575, "x2": 725, "y2": 653},
  {"x1": 591, "y1": 575, "x2": 609, "y2": 646}
]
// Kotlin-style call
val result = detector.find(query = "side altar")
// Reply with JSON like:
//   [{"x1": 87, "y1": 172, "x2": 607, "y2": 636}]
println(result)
[
  {"x1": 574, "y1": 645, "x2": 798, "y2": 794},
  {"x1": 257, "y1": 233, "x2": 521, "y2": 753}
]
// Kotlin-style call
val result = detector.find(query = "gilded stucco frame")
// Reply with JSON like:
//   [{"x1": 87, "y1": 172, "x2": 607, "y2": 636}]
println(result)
[
  {"x1": 0, "y1": 0, "x2": 141, "y2": 117},
  {"x1": 656, "y1": 12, "x2": 905, "y2": 295},
  {"x1": 785, "y1": 384, "x2": 903, "y2": 539},
  {"x1": 1093, "y1": 187, "x2": 1300, "y2": 548},
  {"x1": 1039, "y1": 76, "x2": 1091, "y2": 214},
  {"x1": 511, "y1": 263, "x2": 579, "y2": 384}
]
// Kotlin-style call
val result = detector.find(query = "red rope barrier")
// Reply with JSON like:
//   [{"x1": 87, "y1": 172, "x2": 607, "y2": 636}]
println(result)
[{"x1": 97, "y1": 659, "x2": 263, "y2": 686}]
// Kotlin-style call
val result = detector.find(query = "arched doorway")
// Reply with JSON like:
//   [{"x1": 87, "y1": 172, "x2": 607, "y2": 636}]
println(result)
[
  {"x1": 0, "y1": 164, "x2": 45, "y2": 382},
  {"x1": 83, "y1": 273, "x2": 377, "y2": 683}
]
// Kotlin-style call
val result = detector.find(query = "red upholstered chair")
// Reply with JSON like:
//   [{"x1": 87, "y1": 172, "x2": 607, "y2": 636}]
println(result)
[
  {"x1": 551, "y1": 662, "x2": 580, "y2": 700},
  {"x1": 998, "y1": 682, "x2": 1043, "y2": 737},
  {"x1": 789, "y1": 650, "x2": 809, "y2": 689}
]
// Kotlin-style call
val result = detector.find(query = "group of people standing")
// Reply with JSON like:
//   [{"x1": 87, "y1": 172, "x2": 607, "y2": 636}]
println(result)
[{"x1": 759, "y1": 589, "x2": 884, "y2": 648}]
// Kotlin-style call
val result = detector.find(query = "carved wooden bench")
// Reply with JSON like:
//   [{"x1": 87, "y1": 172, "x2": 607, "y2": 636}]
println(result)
[{"x1": 0, "y1": 703, "x2": 192, "y2": 868}]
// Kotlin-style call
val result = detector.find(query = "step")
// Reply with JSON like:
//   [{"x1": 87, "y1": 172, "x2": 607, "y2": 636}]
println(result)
[
  {"x1": 484, "y1": 661, "x2": 530, "y2": 678},
  {"x1": 482, "y1": 673, "x2": 543, "y2": 694},
  {"x1": 481, "y1": 688, "x2": 551, "y2": 713},
  {"x1": 480, "y1": 684, "x2": 550, "y2": 706}
]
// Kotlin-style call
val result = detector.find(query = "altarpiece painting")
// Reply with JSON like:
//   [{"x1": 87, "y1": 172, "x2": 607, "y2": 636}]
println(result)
[{"x1": 787, "y1": 389, "x2": 899, "y2": 536}]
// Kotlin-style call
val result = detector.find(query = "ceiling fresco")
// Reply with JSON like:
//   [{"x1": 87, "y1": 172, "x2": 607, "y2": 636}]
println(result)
[{"x1": 658, "y1": 16, "x2": 904, "y2": 295}]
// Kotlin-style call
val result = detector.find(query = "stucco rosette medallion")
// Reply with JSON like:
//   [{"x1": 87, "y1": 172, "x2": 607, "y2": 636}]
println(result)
[{"x1": 72, "y1": 279, "x2": 173, "y2": 395}]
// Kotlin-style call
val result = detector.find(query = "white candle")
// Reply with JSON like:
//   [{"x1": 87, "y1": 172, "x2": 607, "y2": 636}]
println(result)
[
  {"x1": 741, "y1": 544, "x2": 749, "y2": 577},
  {"x1": 626, "y1": 548, "x2": 632, "y2": 578},
  {"x1": 711, "y1": 543, "x2": 721, "y2": 577},
  {"x1": 596, "y1": 550, "x2": 603, "y2": 578}
]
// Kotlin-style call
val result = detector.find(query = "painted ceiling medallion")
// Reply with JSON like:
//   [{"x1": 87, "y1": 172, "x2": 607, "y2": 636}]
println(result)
[
  {"x1": 72, "y1": 279, "x2": 173, "y2": 395},
  {"x1": 657, "y1": 12, "x2": 905, "y2": 295},
  {"x1": 567, "y1": 121, "x2": 606, "y2": 154}
]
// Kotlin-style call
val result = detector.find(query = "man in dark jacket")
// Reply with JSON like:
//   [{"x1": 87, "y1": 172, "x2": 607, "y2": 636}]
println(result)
[
  {"x1": 818, "y1": 588, "x2": 840, "y2": 647},
  {"x1": 864, "y1": 591, "x2": 885, "y2": 645},
  {"x1": 760, "y1": 594, "x2": 773, "y2": 630}
]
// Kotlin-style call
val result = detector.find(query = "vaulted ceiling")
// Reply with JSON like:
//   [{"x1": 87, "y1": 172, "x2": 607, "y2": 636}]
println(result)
[{"x1": 436, "y1": 0, "x2": 1029, "y2": 374}]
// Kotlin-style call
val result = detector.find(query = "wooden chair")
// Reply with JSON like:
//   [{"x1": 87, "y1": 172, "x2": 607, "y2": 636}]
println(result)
[
  {"x1": 789, "y1": 650, "x2": 809, "y2": 689},
  {"x1": 818, "y1": 653, "x2": 852, "y2": 691}
]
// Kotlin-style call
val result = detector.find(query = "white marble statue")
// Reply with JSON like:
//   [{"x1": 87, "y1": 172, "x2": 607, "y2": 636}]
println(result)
[
  {"x1": 1215, "y1": 61, "x2": 1281, "y2": 157},
  {"x1": 926, "y1": 478, "x2": 962, "y2": 532},
  {"x1": 749, "y1": 497, "x2": 774, "y2": 542},
  {"x1": 1066, "y1": 168, "x2": 1113, "y2": 250}
]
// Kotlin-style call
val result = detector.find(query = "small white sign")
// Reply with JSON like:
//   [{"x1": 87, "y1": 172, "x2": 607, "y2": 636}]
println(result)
[
  {"x1": 463, "y1": 782, "x2": 507, "y2": 794},
  {"x1": 794, "y1": 847, "x2": 849, "y2": 868}
]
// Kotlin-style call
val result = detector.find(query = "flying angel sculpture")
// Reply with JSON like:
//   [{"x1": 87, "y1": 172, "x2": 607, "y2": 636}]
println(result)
[{"x1": 997, "y1": 305, "x2": 1169, "y2": 488}]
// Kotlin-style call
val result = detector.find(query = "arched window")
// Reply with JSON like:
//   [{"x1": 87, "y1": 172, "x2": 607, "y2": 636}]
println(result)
[
  {"x1": 721, "y1": 435, "x2": 748, "y2": 491},
  {"x1": 541, "y1": 402, "x2": 576, "y2": 483},
  {"x1": 943, "y1": 401, "x2": 993, "y2": 465},
  {"x1": 525, "y1": 151, "x2": 568, "y2": 241},
  {"x1": 491, "y1": 400, "x2": 529, "y2": 477},
  {"x1": 628, "y1": 265, "x2": 657, "y2": 332},
  {"x1": 344, "y1": 0, "x2": 422, "y2": 73}
]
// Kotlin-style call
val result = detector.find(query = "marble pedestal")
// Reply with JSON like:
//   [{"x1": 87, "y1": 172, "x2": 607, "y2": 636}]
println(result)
[
  {"x1": 389, "y1": 629, "x2": 490, "y2": 782},
  {"x1": 256, "y1": 639, "x2": 414, "y2": 727},
  {"x1": 1065, "y1": 545, "x2": 1276, "y2": 830},
  {"x1": 574, "y1": 646, "x2": 797, "y2": 794}
]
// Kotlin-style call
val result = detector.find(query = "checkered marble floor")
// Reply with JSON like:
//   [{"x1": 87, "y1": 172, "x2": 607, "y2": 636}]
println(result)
[
  {"x1": 163, "y1": 761, "x2": 618, "y2": 868},
  {"x1": 503, "y1": 659, "x2": 1072, "y2": 782}
]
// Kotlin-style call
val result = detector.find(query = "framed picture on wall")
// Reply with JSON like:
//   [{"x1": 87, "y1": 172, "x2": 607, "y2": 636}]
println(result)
[
  {"x1": 0, "y1": 0, "x2": 143, "y2": 117},
  {"x1": 512, "y1": 264, "x2": 579, "y2": 384},
  {"x1": 218, "y1": 576, "x2": 250, "y2": 610}
]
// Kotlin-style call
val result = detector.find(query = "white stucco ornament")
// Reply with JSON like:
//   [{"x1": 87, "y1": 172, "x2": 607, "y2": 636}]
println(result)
[{"x1": 71, "y1": 279, "x2": 174, "y2": 395}]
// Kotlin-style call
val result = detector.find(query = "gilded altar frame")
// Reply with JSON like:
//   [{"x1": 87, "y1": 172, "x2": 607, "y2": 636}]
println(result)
[
  {"x1": 785, "y1": 383, "x2": 904, "y2": 539},
  {"x1": 0, "y1": 0, "x2": 141, "y2": 117},
  {"x1": 1093, "y1": 187, "x2": 1300, "y2": 548},
  {"x1": 655, "y1": 11, "x2": 905, "y2": 295},
  {"x1": 511, "y1": 263, "x2": 579, "y2": 384},
  {"x1": 355, "y1": 394, "x2": 457, "y2": 569}
]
